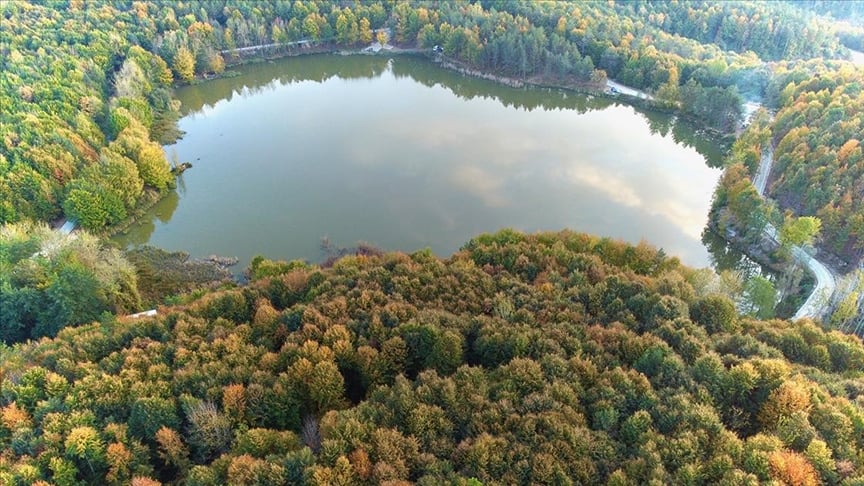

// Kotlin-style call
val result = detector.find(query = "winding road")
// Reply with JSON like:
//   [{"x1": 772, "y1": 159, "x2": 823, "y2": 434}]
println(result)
[
  {"x1": 751, "y1": 129, "x2": 837, "y2": 320},
  {"x1": 595, "y1": 85, "x2": 837, "y2": 320}
]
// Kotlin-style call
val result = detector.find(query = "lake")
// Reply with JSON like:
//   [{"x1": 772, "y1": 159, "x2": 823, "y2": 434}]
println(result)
[{"x1": 114, "y1": 55, "x2": 727, "y2": 271}]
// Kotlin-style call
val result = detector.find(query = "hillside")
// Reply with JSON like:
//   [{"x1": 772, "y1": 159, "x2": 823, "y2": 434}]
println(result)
[
  {"x1": 3, "y1": 1, "x2": 864, "y2": 483},
  {"x1": 1, "y1": 231, "x2": 862, "y2": 484}
]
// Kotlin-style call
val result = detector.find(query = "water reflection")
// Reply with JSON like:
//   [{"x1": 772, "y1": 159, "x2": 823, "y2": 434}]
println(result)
[
  {"x1": 702, "y1": 227, "x2": 764, "y2": 278},
  {"x1": 117, "y1": 55, "x2": 727, "y2": 271},
  {"x1": 180, "y1": 56, "x2": 391, "y2": 115},
  {"x1": 182, "y1": 55, "x2": 727, "y2": 166},
  {"x1": 114, "y1": 190, "x2": 180, "y2": 247}
]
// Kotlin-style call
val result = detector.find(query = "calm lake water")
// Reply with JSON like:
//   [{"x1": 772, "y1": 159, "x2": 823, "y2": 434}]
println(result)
[{"x1": 115, "y1": 55, "x2": 728, "y2": 270}]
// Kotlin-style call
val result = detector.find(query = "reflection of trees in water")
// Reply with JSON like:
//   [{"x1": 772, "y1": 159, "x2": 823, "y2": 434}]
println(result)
[
  {"x1": 113, "y1": 190, "x2": 181, "y2": 247},
  {"x1": 702, "y1": 227, "x2": 765, "y2": 279},
  {"x1": 176, "y1": 54, "x2": 724, "y2": 164},
  {"x1": 670, "y1": 118, "x2": 727, "y2": 168},
  {"x1": 642, "y1": 109, "x2": 673, "y2": 138},
  {"x1": 178, "y1": 55, "x2": 390, "y2": 114},
  {"x1": 391, "y1": 57, "x2": 612, "y2": 114},
  {"x1": 392, "y1": 57, "x2": 725, "y2": 165},
  {"x1": 118, "y1": 219, "x2": 156, "y2": 248},
  {"x1": 155, "y1": 190, "x2": 180, "y2": 224}
]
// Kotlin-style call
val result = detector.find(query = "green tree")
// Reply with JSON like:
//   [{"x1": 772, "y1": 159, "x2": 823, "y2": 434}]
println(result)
[
  {"x1": 136, "y1": 144, "x2": 173, "y2": 190},
  {"x1": 65, "y1": 426, "x2": 106, "y2": 479},
  {"x1": 780, "y1": 215, "x2": 822, "y2": 249},
  {"x1": 336, "y1": 13, "x2": 358, "y2": 45},
  {"x1": 173, "y1": 46, "x2": 195, "y2": 82},
  {"x1": 129, "y1": 397, "x2": 181, "y2": 441},
  {"x1": 743, "y1": 276, "x2": 777, "y2": 319},
  {"x1": 690, "y1": 295, "x2": 738, "y2": 334}
]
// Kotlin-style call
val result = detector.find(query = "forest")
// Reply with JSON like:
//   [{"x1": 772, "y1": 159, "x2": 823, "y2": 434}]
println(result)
[
  {"x1": 2, "y1": 1, "x2": 864, "y2": 484},
  {"x1": 2, "y1": 230, "x2": 863, "y2": 484}
]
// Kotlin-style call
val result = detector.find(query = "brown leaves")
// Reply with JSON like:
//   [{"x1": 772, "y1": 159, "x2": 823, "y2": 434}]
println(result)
[{"x1": 768, "y1": 450, "x2": 820, "y2": 486}]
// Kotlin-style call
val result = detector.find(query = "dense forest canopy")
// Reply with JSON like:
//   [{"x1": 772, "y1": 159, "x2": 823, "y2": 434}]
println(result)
[
  {"x1": 1, "y1": 230, "x2": 863, "y2": 484},
  {"x1": 3, "y1": 1, "x2": 864, "y2": 484}
]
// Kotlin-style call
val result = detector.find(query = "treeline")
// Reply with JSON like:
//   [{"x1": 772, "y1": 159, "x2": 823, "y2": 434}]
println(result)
[
  {"x1": 611, "y1": 0, "x2": 847, "y2": 61},
  {"x1": 412, "y1": 0, "x2": 750, "y2": 131},
  {"x1": 793, "y1": 0, "x2": 864, "y2": 23},
  {"x1": 3, "y1": 1, "x2": 859, "y2": 234},
  {"x1": 0, "y1": 2, "x2": 176, "y2": 231},
  {"x1": 1, "y1": 231, "x2": 862, "y2": 484}
]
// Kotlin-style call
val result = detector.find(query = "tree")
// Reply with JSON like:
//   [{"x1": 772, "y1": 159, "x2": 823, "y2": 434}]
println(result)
[
  {"x1": 173, "y1": 46, "x2": 195, "y2": 82},
  {"x1": 129, "y1": 397, "x2": 181, "y2": 440},
  {"x1": 65, "y1": 426, "x2": 106, "y2": 479},
  {"x1": 780, "y1": 215, "x2": 822, "y2": 249},
  {"x1": 743, "y1": 276, "x2": 777, "y2": 319},
  {"x1": 136, "y1": 144, "x2": 173, "y2": 190},
  {"x1": 758, "y1": 381, "x2": 812, "y2": 429},
  {"x1": 187, "y1": 401, "x2": 233, "y2": 460},
  {"x1": 155, "y1": 427, "x2": 190, "y2": 474},
  {"x1": 308, "y1": 361, "x2": 345, "y2": 414},
  {"x1": 359, "y1": 17, "x2": 373, "y2": 44},
  {"x1": 37, "y1": 262, "x2": 105, "y2": 337},
  {"x1": 114, "y1": 59, "x2": 150, "y2": 99},
  {"x1": 768, "y1": 450, "x2": 820, "y2": 486},
  {"x1": 690, "y1": 295, "x2": 738, "y2": 334},
  {"x1": 336, "y1": 13, "x2": 359, "y2": 45},
  {"x1": 303, "y1": 15, "x2": 320, "y2": 41},
  {"x1": 63, "y1": 188, "x2": 111, "y2": 230},
  {"x1": 376, "y1": 29, "x2": 388, "y2": 46},
  {"x1": 205, "y1": 50, "x2": 225, "y2": 74}
]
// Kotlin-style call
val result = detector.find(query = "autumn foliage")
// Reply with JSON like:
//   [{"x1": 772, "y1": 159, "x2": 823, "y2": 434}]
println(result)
[{"x1": 0, "y1": 230, "x2": 862, "y2": 484}]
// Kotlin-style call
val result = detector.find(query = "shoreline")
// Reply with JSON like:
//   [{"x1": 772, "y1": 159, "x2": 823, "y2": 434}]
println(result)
[{"x1": 116, "y1": 45, "x2": 812, "y2": 302}]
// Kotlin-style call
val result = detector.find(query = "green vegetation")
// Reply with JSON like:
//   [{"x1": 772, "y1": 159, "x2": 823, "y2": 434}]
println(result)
[
  {"x1": 0, "y1": 2, "x2": 177, "y2": 231},
  {"x1": 767, "y1": 62, "x2": 864, "y2": 265},
  {"x1": 3, "y1": 1, "x2": 864, "y2": 482},
  {"x1": 1, "y1": 231, "x2": 862, "y2": 484},
  {"x1": 124, "y1": 246, "x2": 234, "y2": 308},
  {"x1": 711, "y1": 55, "x2": 864, "y2": 267},
  {"x1": 0, "y1": 222, "x2": 140, "y2": 342}
]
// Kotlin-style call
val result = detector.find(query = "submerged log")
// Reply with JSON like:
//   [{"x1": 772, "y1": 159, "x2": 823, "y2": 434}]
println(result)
[{"x1": 171, "y1": 162, "x2": 193, "y2": 174}]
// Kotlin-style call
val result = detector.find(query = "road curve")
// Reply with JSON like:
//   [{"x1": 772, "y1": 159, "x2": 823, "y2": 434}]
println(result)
[
  {"x1": 791, "y1": 246, "x2": 837, "y2": 320},
  {"x1": 753, "y1": 136, "x2": 836, "y2": 320}
]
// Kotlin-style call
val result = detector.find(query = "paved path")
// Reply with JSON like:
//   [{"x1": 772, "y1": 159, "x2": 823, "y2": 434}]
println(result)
[
  {"x1": 791, "y1": 244, "x2": 837, "y2": 320},
  {"x1": 753, "y1": 142, "x2": 772, "y2": 196},
  {"x1": 752, "y1": 134, "x2": 837, "y2": 320},
  {"x1": 221, "y1": 29, "x2": 392, "y2": 55},
  {"x1": 605, "y1": 79, "x2": 653, "y2": 100}
]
